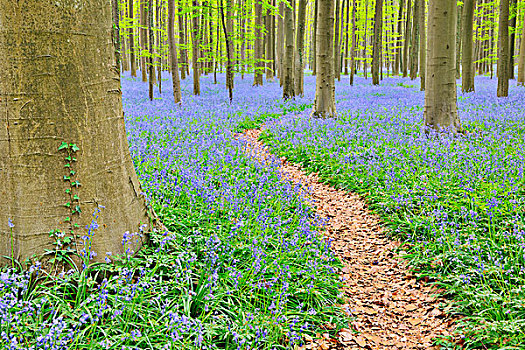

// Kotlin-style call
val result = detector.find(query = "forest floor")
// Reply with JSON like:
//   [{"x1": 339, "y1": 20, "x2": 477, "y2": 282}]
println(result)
[
  {"x1": 4, "y1": 73, "x2": 525, "y2": 349},
  {"x1": 241, "y1": 128, "x2": 458, "y2": 350}
]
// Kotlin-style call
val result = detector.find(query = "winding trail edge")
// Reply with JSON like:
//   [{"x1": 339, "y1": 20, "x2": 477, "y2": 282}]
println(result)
[{"x1": 240, "y1": 128, "x2": 459, "y2": 350}]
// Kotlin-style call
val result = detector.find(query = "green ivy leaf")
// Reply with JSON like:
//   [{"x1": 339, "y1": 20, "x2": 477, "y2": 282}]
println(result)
[
  {"x1": 58, "y1": 142, "x2": 69, "y2": 151},
  {"x1": 65, "y1": 189, "x2": 71, "y2": 194},
  {"x1": 64, "y1": 202, "x2": 71, "y2": 208},
  {"x1": 64, "y1": 163, "x2": 70, "y2": 168},
  {"x1": 64, "y1": 176, "x2": 70, "y2": 181},
  {"x1": 71, "y1": 144, "x2": 80, "y2": 152},
  {"x1": 70, "y1": 170, "x2": 76, "y2": 176},
  {"x1": 64, "y1": 217, "x2": 71, "y2": 222},
  {"x1": 73, "y1": 195, "x2": 79, "y2": 201}
]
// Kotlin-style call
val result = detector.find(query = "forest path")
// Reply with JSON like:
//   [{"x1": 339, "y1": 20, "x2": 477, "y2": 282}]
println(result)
[{"x1": 240, "y1": 128, "x2": 458, "y2": 350}]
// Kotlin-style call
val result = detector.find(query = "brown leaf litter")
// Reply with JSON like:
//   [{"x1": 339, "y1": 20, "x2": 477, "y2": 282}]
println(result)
[{"x1": 239, "y1": 128, "x2": 459, "y2": 350}]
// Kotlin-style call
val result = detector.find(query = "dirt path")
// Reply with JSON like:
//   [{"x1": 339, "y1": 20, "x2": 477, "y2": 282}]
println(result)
[{"x1": 240, "y1": 128, "x2": 458, "y2": 350}]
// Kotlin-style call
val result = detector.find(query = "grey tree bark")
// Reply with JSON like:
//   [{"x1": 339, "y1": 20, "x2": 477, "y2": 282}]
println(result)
[
  {"x1": 129, "y1": 0, "x2": 138, "y2": 77},
  {"x1": 497, "y1": 0, "x2": 510, "y2": 97},
  {"x1": 253, "y1": 0, "x2": 264, "y2": 86},
  {"x1": 140, "y1": 0, "x2": 148, "y2": 82},
  {"x1": 419, "y1": 0, "x2": 426, "y2": 90},
  {"x1": 277, "y1": 2, "x2": 285, "y2": 83},
  {"x1": 294, "y1": 0, "x2": 307, "y2": 96},
  {"x1": 283, "y1": 2, "x2": 295, "y2": 99},
  {"x1": 394, "y1": 0, "x2": 405, "y2": 76},
  {"x1": 455, "y1": 4, "x2": 462, "y2": 79},
  {"x1": 372, "y1": 0, "x2": 383, "y2": 85},
  {"x1": 509, "y1": 0, "x2": 517, "y2": 79},
  {"x1": 178, "y1": 3, "x2": 188, "y2": 80},
  {"x1": 312, "y1": 0, "x2": 319, "y2": 75},
  {"x1": 518, "y1": 12, "x2": 525, "y2": 85},
  {"x1": 0, "y1": 0, "x2": 151, "y2": 265},
  {"x1": 168, "y1": 0, "x2": 182, "y2": 104},
  {"x1": 350, "y1": 0, "x2": 357, "y2": 85},
  {"x1": 313, "y1": 0, "x2": 336, "y2": 117},
  {"x1": 409, "y1": 0, "x2": 419, "y2": 80},
  {"x1": 461, "y1": 0, "x2": 476, "y2": 92},
  {"x1": 424, "y1": 0, "x2": 461, "y2": 132},
  {"x1": 402, "y1": 0, "x2": 412, "y2": 77},
  {"x1": 334, "y1": 0, "x2": 341, "y2": 81},
  {"x1": 344, "y1": 0, "x2": 351, "y2": 75},
  {"x1": 192, "y1": 0, "x2": 201, "y2": 95}
]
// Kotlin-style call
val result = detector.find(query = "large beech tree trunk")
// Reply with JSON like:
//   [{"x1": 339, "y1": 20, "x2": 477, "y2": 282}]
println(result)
[
  {"x1": 497, "y1": 0, "x2": 510, "y2": 97},
  {"x1": 168, "y1": 0, "x2": 182, "y2": 103},
  {"x1": 313, "y1": 0, "x2": 336, "y2": 118},
  {"x1": 0, "y1": 0, "x2": 150, "y2": 265},
  {"x1": 372, "y1": 0, "x2": 383, "y2": 85},
  {"x1": 294, "y1": 0, "x2": 307, "y2": 96},
  {"x1": 283, "y1": 2, "x2": 295, "y2": 99},
  {"x1": 462, "y1": 0, "x2": 476, "y2": 92},
  {"x1": 424, "y1": 0, "x2": 461, "y2": 132}
]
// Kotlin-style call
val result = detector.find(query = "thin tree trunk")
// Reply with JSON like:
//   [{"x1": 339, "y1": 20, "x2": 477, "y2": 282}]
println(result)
[
  {"x1": 112, "y1": 0, "x2": 121, "y2": 74},
  {"x1": 334, "y1": 0, "x2": 342, "y2": 81},
  {"x1": 497, "y1": 0, "x2": 510, "y2": 97},
  {"x1": 312, "y1": 0, "x2": 319, "y2": 75},
  {"x1": 129, "y1": 0, "x2": 137, "y2": 77},
  {"x1": 192, "y1": 0, "x2": 201, "y2": 95},
  {"x1": 148, "y1": 0, "x2": 154, "y2": 100},
  {"x1": 168, "y1": 0, "x2": 182, "y2": 103},
  {"x1": 372, "y1": 0, "x2": 383, "y2": 85},
  {"x1": 419, "y1": 0, "x2": 426, "y2": 90},
  {"x1": 313, "y1": 0, "x2": 336, "y2": 117},
  {"x1": 240, "y1": 0, "x2": 246, "y2": 79},
  {"x1": 141, "y1": 0, "x2": 148, "y2": 82},
  {"x1": 455, "y1": 3, "x2": 462, "y2": 79},
  {"x1": 518, "y1": 11, "x2": 525, "y2": 85},
  {"x1": 344, "y1": 0, "x2": 351, "y2": 75},
  {"x1": 350, "y1": 0, "x2": 358, "y2": 85},
  {"x1": 509, "y1": 0, "x2": 517, "y2": 79},
  {"x1": 294, "y1": 0, "x2": 307, "y2": 95},
  {"x1": 121, "y1": 2, "x2": 130, "y2": 72},
  {"x1": 277, "y1": 2, "x2": 285, "y2": 84},
  {"x1": 156, "y1": 2, "x2": 162, "y2": 93},
  {"x1": 409, "y1": 0, "x2": 419, "y2": 80},
  {"x1": 179, "y1": 1, "x2": 187, "y2": 80},
  {"x1": 462, "y1": 0, "x2": 476, "y2": 92},
  {"x1": 394, "y1": 0, "x2": 405, "y2": 76},
  {"x1": 424, "y1": 0, "x2": 461, "y2": 131},
  {"x1": 363, "y1": 0, "x2": 369, "y2": 78},
  {"x1": 402, "y1": 0, "x2": 411, "y2": 77},
  {"x1": 254, "y1": 0, "x2": 264, "y2": 86},
  {"x1": 220, "y1": 0, "x2": 234, "y2": 101},
  {"x1": 283, "y1": 2, "x2": 295, "y2": 98}
]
